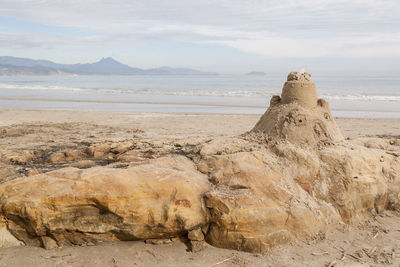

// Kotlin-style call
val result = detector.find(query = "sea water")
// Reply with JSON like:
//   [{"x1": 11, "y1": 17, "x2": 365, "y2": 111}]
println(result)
[{"x1": 0, "y1": 74, "x2": 399, "y2": 118}]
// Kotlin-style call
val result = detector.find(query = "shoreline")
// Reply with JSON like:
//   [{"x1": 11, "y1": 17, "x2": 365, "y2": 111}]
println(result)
[
  {"x1": 2, "y1": 107, "x2": 400, "y2": 118},
  {"x1": 0, "y1": 109, "x2": 399, "y2": 141}
]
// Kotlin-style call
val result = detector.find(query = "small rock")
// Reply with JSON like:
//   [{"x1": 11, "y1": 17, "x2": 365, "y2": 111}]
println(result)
[
  {"x1": 93, "y1": 151, "x2": 105, "y2": 158},
  {"x1": 49, "y1": 152, "x2": 65, "y2": 164},
  {"x1": 117, "y1": 150, "x2": 142, "y2": 163},
  {"x1": 88, "y1": 143, "x2": 112, "y2": 158},
  {"x1": 111, "y1": 141, "x2": 134, "y2": 154},
  {"x1": 1, "y1": 150, "x2": 34, "y2": 165},
  {"x1": 145, "y1": 239, "x2": 172, "y2": 245},
  {"x1": 188, "y1": 228, "x2": 204, "y2": 241},
  {"x1": 26, "y1": 169, "x2": 42, "y2": 176},
  {"x1": 201, "y1": 224, "x2": 210, "y2": 235},
  {"x1": 41, "y1": 236, "x2": 58, "y2": 250},
  {"x1": 64, "y1": 149, "x2": 86, "y2": 161},
  {"x1": 189, "y1": 240, "x2": 208, "y2": 252},
  {"x1": 74, "y1": 160, "x2": 95, "y2": 168}
]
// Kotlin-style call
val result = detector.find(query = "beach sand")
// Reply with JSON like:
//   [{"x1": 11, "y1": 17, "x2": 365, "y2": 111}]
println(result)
[
  {"x1": 1, "y1": 109, "x2": 399, "y2": 141},
  {"x1": 0, "y1": 109, "x2": 399, "y2": 266}
]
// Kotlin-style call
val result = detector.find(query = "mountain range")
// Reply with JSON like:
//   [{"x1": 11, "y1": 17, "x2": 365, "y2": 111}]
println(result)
[{"x1": 0, "y1": 56, "x2": 217, "y2": 76}]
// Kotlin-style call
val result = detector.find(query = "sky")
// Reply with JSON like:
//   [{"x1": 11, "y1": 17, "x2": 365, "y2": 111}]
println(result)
[{"x1": 0, "y1": 0, "x2": 399, "y2": 74}]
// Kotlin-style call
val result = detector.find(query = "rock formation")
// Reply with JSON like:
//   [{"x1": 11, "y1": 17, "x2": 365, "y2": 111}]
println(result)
[
  {"x1": 0, "y1": 72, "x2": 398, "y2": 254},
  {"x1": 0, "y1": 156, "x2": 210, "y2": 249}
]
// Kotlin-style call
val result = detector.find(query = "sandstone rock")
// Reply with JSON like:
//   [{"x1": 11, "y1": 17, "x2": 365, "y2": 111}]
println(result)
[
  {"x1": 0, "y1": 150, "x2": 34, "y2": 165},
  {"x1": 117, "y1": 150, "x2": 143, "y2": 163},
  {"x1": 188, "y1": 228, "x2": 204, "y2": 241},
  {"x1": 48, "y1": 152, "x2": 66, "y2": 163},
  {"x1": 74, "y1": 160, "x2": 96, "y2": 168},
  {"x1": 0, "y1": 218, "x2": 23, "y2": 248},
  {"x1": 199, "y1": 137, "x2": 249, "y2": 156},
  {"x1": 0, "y1": 163, "x2": 19, "y2": 183},
  {"x1": 189, "y1": 240, "x2": 208, "y2": 252},
  {"x1": 111, "y1": 141, "x2": 135, "y2": 154},
  {"x1": 201, "y1": 150, "x2": 341, "y2": 253},
  {"x1": 201, "y1": 223, "x2": 209, "y2": 235},
  {"x1": 0, "y1": 156, "x2": 210, "y2": 247},
  {"x1": 88, "y1": 143, "x2": 113, "y2": 158},
  {"x1": 41, "y1": 236, "x2": 58, "y2": 249},
  {"x1": 26, "y1": 169, "x2": 43, "y2": 176},
  {"x1": 64, "y1": 149, "x2": 87, "y2": 161},
  {"x1": 198, "y1": 139, "x2": 400, "y2": 252}
]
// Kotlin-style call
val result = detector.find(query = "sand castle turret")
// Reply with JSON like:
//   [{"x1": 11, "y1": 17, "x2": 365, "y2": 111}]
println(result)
[
  {"x1": 281, "y1": 72, "x2": 317, "y2": 108},
  {"x1": 252, "y1": 72, "x2": 344, "y2": 147}
]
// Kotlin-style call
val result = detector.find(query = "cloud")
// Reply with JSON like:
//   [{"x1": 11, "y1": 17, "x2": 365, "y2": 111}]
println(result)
[
  {"x1": 218, "y1": 33, "x2": 400, "y2": 58},
  {"x1": 0, "y1": 0, "x2": 399, "y2": 58}
]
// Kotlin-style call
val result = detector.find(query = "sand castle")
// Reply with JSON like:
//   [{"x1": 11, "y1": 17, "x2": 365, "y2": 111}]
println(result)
[
  {"x1": 0, "y1": 72, "x2": 398, "y2": 254},
  {"x1": 252, "y1": 72, "x2": 343, "y2": 147}
]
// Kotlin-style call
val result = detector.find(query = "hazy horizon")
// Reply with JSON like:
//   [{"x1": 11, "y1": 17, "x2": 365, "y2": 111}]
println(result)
[{"x1": 1, "y1": 0, "x2": 400, "y2": 75}]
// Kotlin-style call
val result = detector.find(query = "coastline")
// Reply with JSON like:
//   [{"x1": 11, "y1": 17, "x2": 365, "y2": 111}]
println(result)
[
  {"x1": 1, "y1": 73, "x2": 400, "y2": 118},
  {"x1": 0, "y1": 109, "x2": 399, "y2": 141}
]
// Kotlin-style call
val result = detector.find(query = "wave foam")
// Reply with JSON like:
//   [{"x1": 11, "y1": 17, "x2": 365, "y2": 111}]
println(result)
[{"x1": 1, "y1": 83, "x2": 399, "y2": 102}]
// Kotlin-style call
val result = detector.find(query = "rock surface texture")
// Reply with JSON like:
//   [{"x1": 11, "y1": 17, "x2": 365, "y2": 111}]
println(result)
[
  {"x1": 0, "y1": 72, "x2": 398, "y2": 254},
  {"x1": 0, "y1": 156, "x2": 210, "y2": 248}
]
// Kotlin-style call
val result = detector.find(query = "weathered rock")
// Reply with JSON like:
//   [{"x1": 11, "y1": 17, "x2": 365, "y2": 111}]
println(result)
[
  {"x1": 74, "y1": 160, "x2": 96, "y2": 168},
  {"x1": 198, "y1": 138, "x2": 400, "y2": 253},
  {"x1": 0, "y1": 156, "x2": 210, "y2": 247},
  {"x1": 189, "y1": 240, "x2": 208, "y2": 252},
  {"x1": 63, "y1": 149, "x2": 87, "y2": 162},
  {"x1": 26, "y1": 169, "x2": 42, "y2": 176},
  {"x1": 40, "y1": 236, "x2": 58, "y2": 249},
  {"x1": 117, "y1": 150, "x2": 143, "y2": 163},
  {"x1": 0, "y1": 163, "x2": 19, "y2": 183},
  {"x1": 88, "y1": 143, "x2": 113, "y2": 158},
  {"x1": 0, "y1": 217, "x2": 23, "y2": 248},
  {"x1": 111, "y1": 141, "x2": 135, "y2": 154},
  {"x1": 48, "y1": 152, "x2": 66, "y2": 163},
  {"x1": 202, "y1": 149, "x2": 341, "y2": 253},
  {"x1": 0, "y1": 150, "x2": 34, "y2": 165},
  {"x1": 188, "y1": 228, "x2": 204, "y2": 241}
]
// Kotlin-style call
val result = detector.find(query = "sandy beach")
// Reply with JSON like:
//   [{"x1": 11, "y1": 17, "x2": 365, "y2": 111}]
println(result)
[
  {"x1": 0, "y1": 109, "x2": 399, "y2": 266},
  {"x1": 2, "y1": 0, "x2": 400, "y2": 265},
  {"x1": 1, "y1": 109, "x2": 400, "y2": 141}
]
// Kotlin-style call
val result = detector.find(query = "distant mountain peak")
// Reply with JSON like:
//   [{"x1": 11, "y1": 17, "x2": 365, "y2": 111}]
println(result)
[
  {"x1": 246, "y1": 71, "x2": 266, "y2": 76},
  {"x1": 97, "y1": 57, "x2": 122, "y2": 65},
  {"x1": 99, "y1": 57, "x2": 117, "y2": 62},
  {"x1": 0, "y1": 56, "x2": 217, "y2": 76}
]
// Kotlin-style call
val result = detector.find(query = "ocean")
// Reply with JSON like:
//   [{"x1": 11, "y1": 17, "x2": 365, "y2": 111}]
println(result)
[{"x1": 0, "y1": 74, "x2": 399, "y2": 118}]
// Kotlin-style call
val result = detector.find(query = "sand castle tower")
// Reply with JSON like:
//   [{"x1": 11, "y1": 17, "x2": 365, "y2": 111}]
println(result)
[{"x1": 252, "y1": 72, "x2": 344, "y2": 147}]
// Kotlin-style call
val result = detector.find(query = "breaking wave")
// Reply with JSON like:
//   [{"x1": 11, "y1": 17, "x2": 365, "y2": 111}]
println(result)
[{"x1": 0, "y1": 83, "x2": 399, "y2": 102}]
